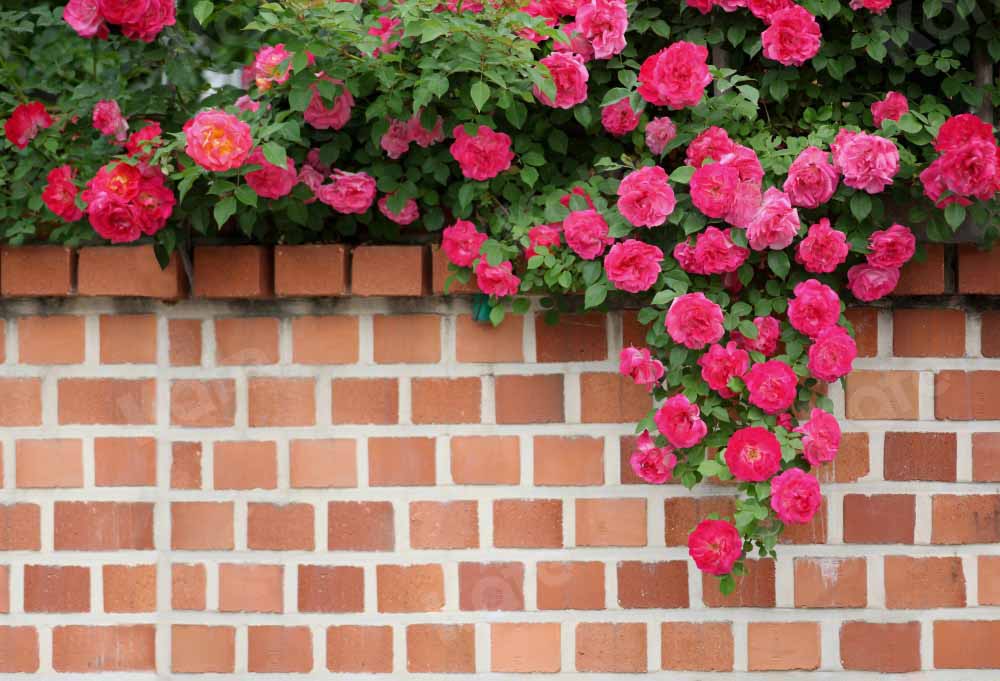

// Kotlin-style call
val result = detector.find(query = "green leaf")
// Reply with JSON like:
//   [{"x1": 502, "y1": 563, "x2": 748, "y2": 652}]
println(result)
[
  {"x1": 289, "y1": 87, "x2": 312, "y2": 112},
  {"x1": 767, "y1": 250, "x2": 790, "y2": 279},
  {"x1": 470, "y1": 82, "x2": 490, "y2": 112},
  {"x1": 193, "y1": 0, "x2": 213, "y2": 25},
  {"x1": 261, "y1": 142, "x2": 287, "y2": 168},
  {"x1": 213, "y1": 196, "x2": 237, "y2": 228},
  {"x1": 235, "y1": 185, "x2": 258, "y2": 207},
  {"x1": 944, "y1": 202, "x2": 966, "y2": 229},
  {"x1": 669, "y1": 166, "x2": 696, "y2": 184},
  {"x1": 600, "y1": 88, "x2": 630, "y2": 106},
  {"x1": 850, "y1": 193, "x2": 871, "y2": 221},
  {"x1": 489, "y1": 304, "x2": 505, "y2": 326},
  {"x1": 737, "y1": 319, "x2": 759, "y2": 339},
  {"x1": 584, "y1": 282, "x2": 607, "y2": 309},
  {"x1": 520, "y1": 167, "x2": 539, "y2": 188}
]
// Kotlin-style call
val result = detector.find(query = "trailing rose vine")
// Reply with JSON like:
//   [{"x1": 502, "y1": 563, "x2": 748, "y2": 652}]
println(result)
[{"x1": 2, "y1": 0, "x2": 999, "y2": 590}]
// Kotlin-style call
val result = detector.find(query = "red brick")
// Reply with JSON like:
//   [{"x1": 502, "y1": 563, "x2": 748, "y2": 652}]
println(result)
[
  {"x1": 377, "y1": 564, "x2": 444, "y2": 612},
  {"x1": 373, "y1": 314, "x2": 440, "y2": 362},
  {"x1": 491, "y1": 623, "x2": 561, "y2": 673},
  {"x1": 456, "y1": 314, "x2": 524, "y2": 362},
  {"x1": 979, "y1": 556, "x2": 1000, "y2": 605},
  {"x1": 459, "y1": 561, "x2": 524, "y2": 611},
  {"x1": 352, "y1": 245, "x2": 428, "y2": 296},
  {"x1": 171, "y1": 625, "x2": 235, "y2": 673},
  {"x1": 0, "y1": 379, "x2": 41, "y2": 426},
  {"x1": 171, "y1": 564, "x2": 206, "y2": 610},
  {"x1": 537, "y1": 561, "x2": 605, "y2": 610},
  {"x1": 884, "y1": 432, "x2": 957, "y2": 481},
  {"x1": 0, "y1": 504, "x2": 40, "y2": 550},
  {"x1": 431, "y1": 244, "x2": 479, "y2": 294},
  {"x1": 747, "y1": 622, "x2": 821, "y2": 671},
  {"x1": 959, "y1": 244, "x2": 1000, "y2": 293},
  {"x1": 24, "y1": 565, "x2": 90, "y2": 612},
  {"x1": 327, "y1": 626, "x2": 393, "y2": 673},
  {"x1": 844, "y1": 307, "x2": 878, "y2": 357},
  {"x1": 58, "y1": 378, "x2": 155, "y2": 424},
  {"x1": 974, "y1": 433, "x2": 1000, "y2": 481},
  {"x1": 214, "y1": 317, "x2": 278, "y2": 364},
  {"x1": 780, "y1": 497, "x2": 829, "y2": 545},
  {"x1": 451, "y1": 436, "x2": 520, "y2": 484},
  {"x1": 535, "y1": 313, "x2": 608, "y2": 361},
  {"x1": 410, "y1": 500, "x2": 479, "y2": 549},
  {"x1": 1, "y1": 246, "x2": 74, "y2": 296},
  {"x1": 661, "y1": 622, "x2": 733, "y2": 671},
  {"x1": 411, "y1": 377, "x2": 481, "y2": 423},
  {"x1": 170, "y1": 442, "x2": 202, "y2": 489},
  {"x1": 213, "y1": 440, "x2": 277, "y2": 490},
  {"x1": 534, "y1": 435, "x2": 604, "y2": 485},
  {"x1": 576, "y1": 623, "x2": 647, "y2": 673},
  {"x1": 934, "y1": 620, "x2": 1000, "y2": 668},
  {"x1": 840, "y1": 622, "x2": 921, "y2": 672},
  {"x1": 494, "y1": 499, "x2": 562, "y2": 548},
  {"x1": 936, "y1": 370, "x2": 1000, "y2": 420},
  {"x1": 794, "y1": 557, "x2": 867, "y2": 608},
  {"x1": 193, "y1": 245, "x2": 272, "y2": 298},
  {"x1": 703, "y1": 559, "x2": 776, "y2": 608},
  {"x1": 328, "y1": 501, "x2": 394, "y2": 551},
  {"x1": 54, "y1": 502, "x2": 153, "y2": 550},
  {"x1": 103, "y1": 564, "x2": 156, "y2": 613},
  {"x1": 53, "y1": 625, "x2": 155, "y2": 672},
  {"x1": 248, "y1": 626, "x2": 313, "y2": 673},
  {"x1": 292, "y1": 316, "x2": 359, "y2": 364},
  {"x1": 78, "y1": 245, "x2": 184, "y2": 298},
  {"x1": 665, "y1": 496, "x2": 737, "y2": 545},
  {"x1": 0, "y1": 626, "x2": 39, "y2": 672},
  {"x1": 168, "y1": 319, "x2": 201, "y2": 366},
  {"x1": 248, "y1": 503, "x2": 315, "y2": 550},
  {"x1": 893, "y1": 308, "x2": 965, "y2": 357},
  {"x1": 274, "y1": 244, "x2": 348, "y2": 296},
  {"x1": 15, "y1": 439, "x2": 82, "y2": 488},
  {"x1": 885, "y1": 556, "x2": 965, "y2": 608},
  {"x1": 817, "y1": 432, "x2": 870, "y2": 483},
  {"x1": 290, "y1": 439, "x2": 357, "y2": 488},
  {"x1": 407, "y1": 624, "x2": 475, "y2": 673},
  {"x1": 0, "y1": 566, "x2": 7, "y2": 614},
  {"x1": 369, "y1": 437, "x2": 435, "y2": 486},
  {"x1": 495, "y1": 374, "x2": 564, "y2": 423},
  {"x1": 219, "y1": 564, "x2": 283, "y2": 613},
  {"x1": 577, "y1": 498, "x2": 646, "y2": 547},
  {"x1": 99, "y1": 314, "x2": 156, "y2": 363},
  {"x1": 331, "y1": 378, "x2": 398, "y2": 424},
  {"x1": 95, "y1": 437, "x2": 156, "y2": 487},
  {"x1": 845, "y1": 370, "x2": 919, "y2": 420},
  {"x1": 298, "y1": 565, "x2": 364, "y2": 613},
  {"x1": 18, "y1": 316, "x2": 85, "y2": 364},
  {"x1": 581, "y1": 372, "x2": 652, "y2": 422},
  {"x1": 617, "y1": 561, "x2": 688, "y2": 608},
  {"x1": 170, "y1": 379, "x2": 236, "y2": 427},
  {"x1": 932, "y1": 494, "x2": 1000, "y2": 544},
  {"x1": 896, "y1": 243, "x2": 946, "y2": 295},
  {"x1": 249, "y1": 377, "x2": 316, "y2": 426},
  {"x1": 171, "y1": 502, "x2": 233, "y2": 550},
  {"x1": 843, "y1": 494, "x2": 915, "y2": 543}
]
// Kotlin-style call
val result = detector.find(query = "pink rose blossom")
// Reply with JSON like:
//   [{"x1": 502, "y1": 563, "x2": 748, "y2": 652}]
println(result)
[
  {"x1": 725, "y1": 180, "x2": 763, "y2": 229},
  {"x1": 4, "y1": 102, "x2": 52, "y2": 150},
  {"x1": 796, "y1": 218, "x2": 849, "y2": 273},
  {"x1": 850, "y1": 0, "x2": 892, "y2": 13},
  {"x1": 807, "y1": 326, "x2": 857, "y2": 382},
  {"x1": 42, "y1": 166, "x2": 85, "y2": 222},
  {"x1": 369, "y1": 17, "x2": 402, "y2": 56},
  {"x1": 408, "y1": 113, "x2": 445, "y2": 147},
  {"x1": 604, "y1": 239, "x2": 664, "y2": 293},
  {"x1": 552, "y1": 22, "x2": 596, "y2": 61},
  {"x1": 871, "y1": 91, "x2": 909, "y2": 127},
  {"x1": 637, "y1": 41, "x2": 712, "y2": 109},
  {"x1": 747, "y1": 188, "x2": 800, "y2": 251},
  {"x1": 244, "y1": 147, "x2": 297, "y2": 200},
  {"x1": 85, "y1": 193, "x2": 142, "y2": 243},
  {"x1": 378, "y1": 195, "x2": 420, "y2": 225},
  {"x1": 831, "y1": 129, "x2": 899, "y2": 194},
  {"x1": 601, "y1": 98, "x2": 640, "y2": 136},
  {"x1": 787, "y1": 279, "x2": 841, "y2": 339},
  {"x1": 620, "y1": 347, "x2": 665, "y2": 392},
  {"x1": 450, "y1": 125, "x2": 515, "y2": 181},
  {"x1": 867, "y1": 223, "x2": 915, "y2": 269},
  {"x1": 617, "y1": 166, "x2": 676, "y2": 227},
  {"x1": 794, "y1": 408, "x2": 840, "y2": 466},
  {"x1": 92, "y1": 100, "x2": 128, "y2": 142},
  {"x1": 919, "y1": 158, "x2": 973, "y2": 208},
  {"x1": 698, "y1": 341, "x2": 749, "y2": 398},
  {"x1": 96, "y1": 0, "x2": 147, "y2": 25},
  {"x1": 762, "y1": 5, "x2": 821, "y2": 66},
  {"x1": 770, "y1": 468, "x2": 822, "y2": 524},
  {"x1": 535, "y1": 52, "x2": 589, "y2": 108},
  {"x1": 690, "y1": 162, "x2": 739, "y2": 219},
  {"x1": 744, "y1": 360, "x2": 797, "y2": 414},
  {"x1": 686, "y1": 0, "x2": 714, "y2": 12},
  {"x1": 252, "y1": 44, "x2": 293, "y2": 91},
  {"x1": 688, "y1": 519, "x2": 742, "y2": 576},
  {"x1": 563, "y1": 209, "x2": 613, "y2": 260},
  {"x1": 63, "y1": 0, "x2": 108, "y2": 38},
  {"x1": 783, "y1": 146, "x2": 839, "y2": 208},
  {"x1": 297, "y1": 165, "x2": 324, "y2": 201},
  {"x1": 934, "y1": 113, "x2": 995, "y2": 153},
  {"x1": 120, "y1": 0, "x2": 175, "y2": 42},
  {"x1": 316, "y1": 170, "x2": 376, "y2": 214},
  {"x1": 678, "y1": 227, "x2": 748, "y2": 275},
  {"x1": 525, "y1": 224, "x2": 562, "y2": 258},
  {"x1": 665, "y1": 292, "x2": 725, "y2": 349},
  {"x1": 935, "y1": 138, "x2": 1000, "y2": 201},
  {"x1": 442, "y1": 219, "x2": 487, "y2": 267},
  {"x1": 475, "y1": 259, "x2": 521, "y2": 297},
  {"x1": 747, "y1": 0, "x2": 792, "y2": 22},
  {"x1": 725, "y1": 426, "x2": 782, "y2": 481},
  {"x1": 124, "y1": 122, "x2": 162, "y2": 163},
  {"x1": 560, "y1": 186, "x2": 596, "y2": 210},
  {"x1": 304, "y1": 78, "x2": 354, "y2": 130},
  {"x1": 733, "y1": 315, "x2": 780, "y2": 356},
  {"x1": 381, "y1": 118, "x2": 412, "y2": 159},
  {"x1": 575, "y1": 0, "x2": 627, "y2": 59},
  {"x1": 234, "y1": 95, "x2": 260, "y2": 113},
  {"x1": 720, "y1": 145, "x2": 764, "y2": 185},
  {"x1": 686, "y1": 126, "x2": 735, "y2": 167},
  {"x1": 645, "y1": 116, "x2": 677, "y2": 154},
  {"x1": 131, "y1": 166, "x2": 175, "y2": 235},
  {"x1": 183, "y1": 109, "x2": 252, "y2": 172},
  {"x1": 654, "y1": 394, "x2": 708, "y2": 449},
  {"x1": 629, "y1": 431, "x2": 676, "y2": 484},
  {"x1": 847, "y1": 263, "x2": 900, "y2": 302}
]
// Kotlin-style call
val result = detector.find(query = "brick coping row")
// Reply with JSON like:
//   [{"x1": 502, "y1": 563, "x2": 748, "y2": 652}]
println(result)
[{"x1": 0, "y1": 241, "x2": 985, "y2": 301}]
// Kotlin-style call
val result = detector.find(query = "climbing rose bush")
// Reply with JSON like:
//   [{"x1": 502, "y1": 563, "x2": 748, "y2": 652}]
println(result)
[{"x1": 2, "y1": 0, "x2": 1000, "y2": 591}]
